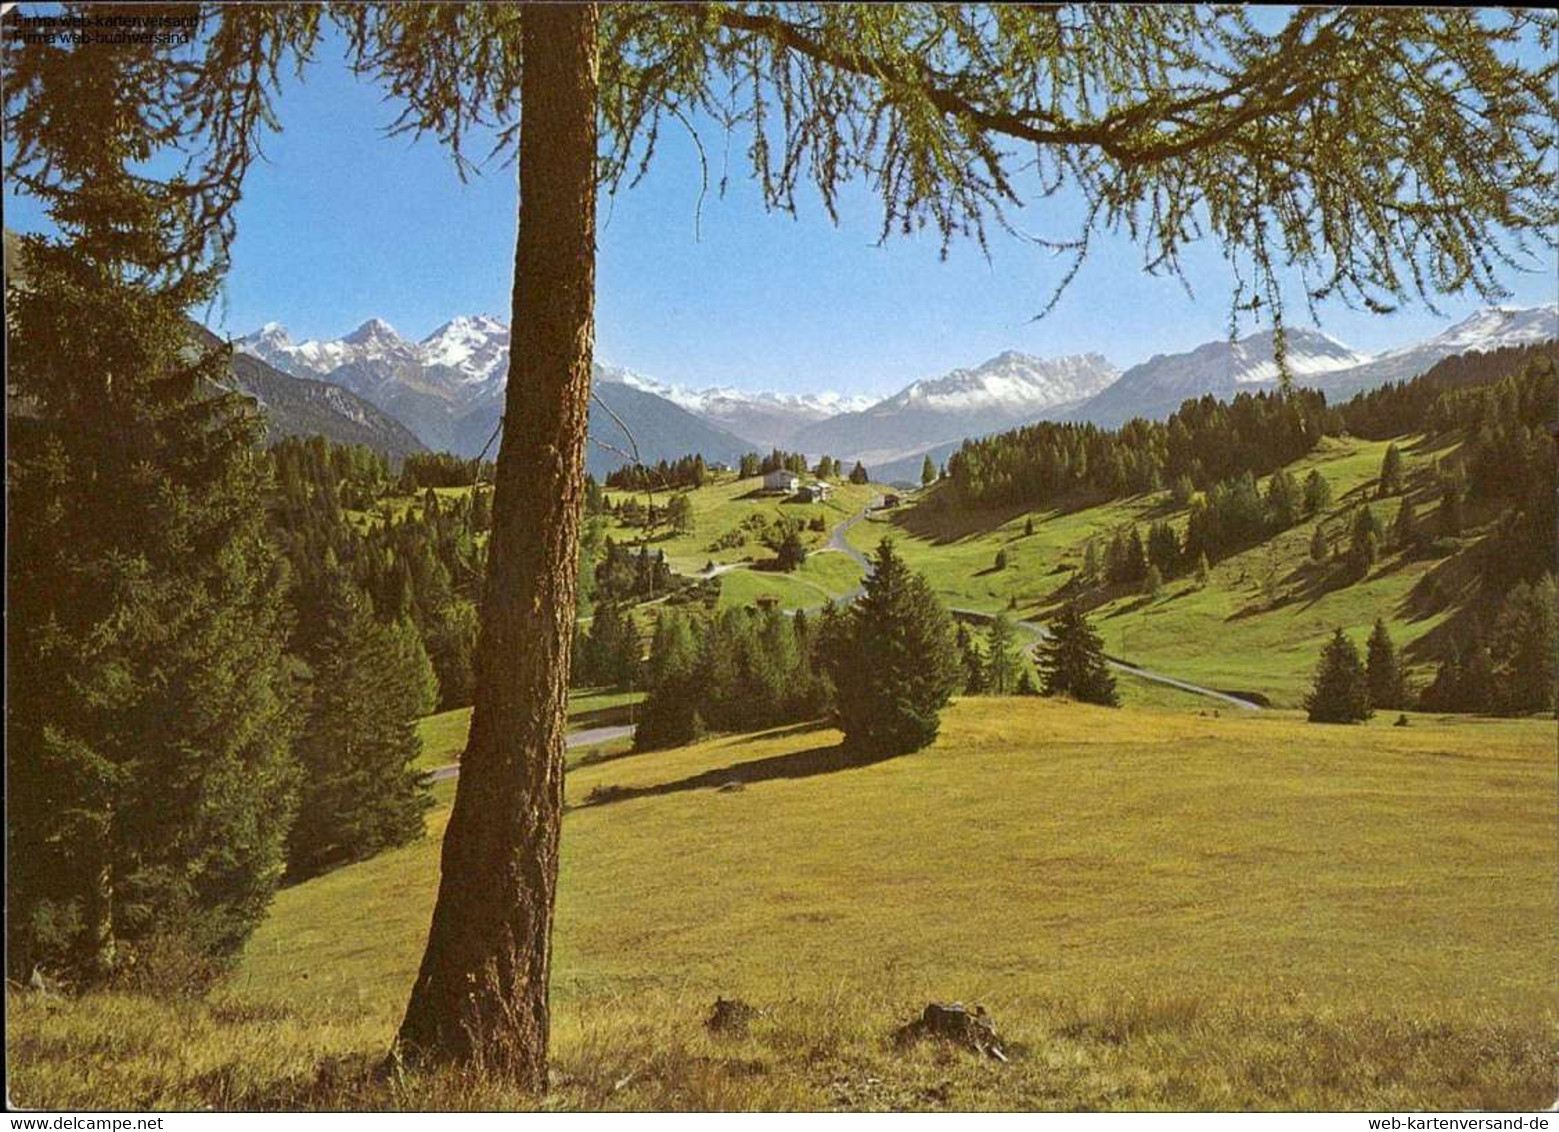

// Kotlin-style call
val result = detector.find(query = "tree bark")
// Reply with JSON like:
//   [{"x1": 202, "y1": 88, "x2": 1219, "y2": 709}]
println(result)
[{"x1": 394, "y1": 3, "x2": 599, "y2": 1087}]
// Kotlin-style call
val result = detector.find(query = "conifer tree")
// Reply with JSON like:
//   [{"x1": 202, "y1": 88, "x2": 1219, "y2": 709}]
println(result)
[
  {"x1": 985, "y1": 614, "x2": 1022, "y2": 695},
  {"x1": 1024, "y1": 517, "x2": 1036, "y2": 537},
  {"x1": 1439, "y1": 468, "x2": 1467, "y2": 536},
  {"x1": 635, "y1": 611, "x2": 704, "y2": 750},
  {"x1": 957, "y1": 623, "x2": 988, "y2": 694},
  {"x1": 1460, "y1": 644, "x2": 1497, "y2": 712},
  {"x1": 288, "y1": 579, "x2": 433, "y2": 881},
  {"x1": 1391, "y1": 496, "x2": 1419, "y2": 550},
  {"x1": 1082, "y1": 540, "x2": 1102, "y2": 585},
  {"x1": 776, "y1": 529, "x2": 807, "y2": 572},
  {"x1": 1037, "y1": 603, "x2": 1119, "y2": 707},
  {"x1": 1422, "y1": 647, "x2": 1464, "y2": 713},
  {"x1": 824, "y1": 540, "x2": 961, "y2": 753},
  {"x1": 1305, "y1": 629, "x2": 1372, "y2": 723},
  {"x1": 922, "y1": 455, "x2": 936, "y2": 486},
  {"x1": 1378, "y1": 443, "x2": 1405, "y2": 497},
  {"x1": 1145, "y1": 564, "x2": 1165, "y2": 599},
  {"x1": 6, "y1": 35, "x2": 298, "y2": 983},
  {"x1": 1303, "y1": 470, "x2": 1333, "y2": 516},
  {"x1": 849, "y1": 461, "x2": 870, "y2": 485},
  {"x1": 1365, "y1": 619, "x2": 1406, "y2": 712},
  {"x1": 1310, "y1": 524, "x2": 1329, "y2": 563},
  {"x1": 394, "y1": 618, "x2": 443, "y2": 717},
  {"x1": 1489, "y1": 575, "x2": 1558, "y2": 713},
  {"x1": 994, "y1": 548, "x2": 1009, "y2": 571},
  {"x1": 666, "y1": 493, "x2": 694, "y2": 535}
]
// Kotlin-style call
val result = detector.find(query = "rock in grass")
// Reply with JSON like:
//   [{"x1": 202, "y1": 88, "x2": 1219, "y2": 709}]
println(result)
[
  {"x1": 894, "y1": 1002, "x2": 1007, "y2": 1061},
  {"x1": 706, "y1": 996, "x2": 761, "y2": 1035}
]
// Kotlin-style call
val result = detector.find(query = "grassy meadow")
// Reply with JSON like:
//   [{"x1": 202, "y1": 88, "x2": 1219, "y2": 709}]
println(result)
[{"x1": 10, "y1": 697, "x2": 1555, "y2": 1111}]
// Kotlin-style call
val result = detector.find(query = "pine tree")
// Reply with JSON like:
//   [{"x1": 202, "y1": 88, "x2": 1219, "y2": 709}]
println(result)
[
  {"x1": 921, "y1": 455, "x2": 937, "y2": 486},
  {"x1": 776, "y1": 529, "x2": 807, "y2": 572},
  {"x1": 1489, "y1": 575, "x2": 1558, "y2": 713},
  {"x1": 849, "y1": 461, "x2": 870, "y2": 485},
  {"x1": 1349, "y1": 508, "x2": 1380, "y2": 576},
  {"x1": 1365, "y1": 619, "x2": 1406, "y2": 711},
  {"x1": 1422, "y1": 647, "x2": 1464, "y2": 713},
  {"x1": 1460, "y1": 644, "x2": 1497, "y2": 712},
  {"x1": 958, "y1": 623, "x2": 988, "y2": 694},
  {"x1": 666, "y1": 493, "x2": 694, "y2": 534},
  {"x1": 994, "y1": 548, "x2": 1009, "y2": 571},
  {"x1": 1310, "y1": 524, "x2": 1329, "y2": 563},
  {"x1": 1147, "y1": 521, "x2": 1180, "y2": 578},
  {"x1": 635, "y1": 611, "x2": 705, "y2": 750},
  {"x1": 1037, "y1": 603, "x2": 1119, "y2": 706},
  {"x1": 1144, "y1": 564, "x2": 1164, "y2": 598},
  {"x1": 6, "y1": 44, "x2": 298, "y2": 983},
  {"x1": 393, "y1": 618, "x2": 443, "y2": 717},
  {"x1": 1378, "y1": 443, "x2": 1405, "y2": 496},
  {"x1": 288, "y1": 579, "x2": 433, "y2": 881},
  {"x1": 1303, "y1": 469, "x2": 1333, "y2": 515},
  {"x1": 1439, "y1": 469, "x2": 1467, "y2": 536},
  {"x1": 1305, "y1": 629, "x2": 1372, "y2": 723},
  {"x1": 985, "y1": 614, "x2": 1022, "y2": 695},
  {"x1": 1024, "y1": 517, "x2": 1036, "y2": 537},
  {"x1": 1125, "y1": 528, "x2": 1149, "y2": 583},
  {"x1": 1082, "y1": 540, "x2": 1102, "y2": 584},
  {"x1": 1391, "y1": 496, "x2": 1418, "y2": 550},
  {"x1": 824, "y1": 540, "x2": 962, "y2": 753}
]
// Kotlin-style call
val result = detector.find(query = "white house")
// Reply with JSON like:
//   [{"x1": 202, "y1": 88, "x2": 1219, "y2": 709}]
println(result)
[
  {"x1": 763, "y1": 470, "x2": 801, "y2": 493},
  {"x1": 798, "y1": 482, "x2": 832, "y2": 502}
]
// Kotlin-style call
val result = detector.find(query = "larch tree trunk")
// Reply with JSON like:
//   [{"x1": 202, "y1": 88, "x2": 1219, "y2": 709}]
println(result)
[{"x1": 395, "y1": 3, "x2": 599, "y2": 1088}]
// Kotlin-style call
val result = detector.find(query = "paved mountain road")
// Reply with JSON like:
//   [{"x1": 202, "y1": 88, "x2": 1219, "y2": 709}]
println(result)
[{"x1": 427, "y1": 724, "x2": 637, "y2": 782}]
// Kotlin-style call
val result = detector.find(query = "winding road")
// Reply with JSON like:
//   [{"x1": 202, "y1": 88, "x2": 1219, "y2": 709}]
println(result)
[{"x1": 427, "y1": 724, "x2": 636, "y2": 783}]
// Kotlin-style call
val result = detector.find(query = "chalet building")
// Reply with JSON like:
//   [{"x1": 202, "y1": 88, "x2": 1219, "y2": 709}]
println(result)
[
  {"x1": 798, "y1": 482, "x2": 832, "y2": 502},
  {"x1": 763, "y1": 470, "x2": 801, "y2": 494}
]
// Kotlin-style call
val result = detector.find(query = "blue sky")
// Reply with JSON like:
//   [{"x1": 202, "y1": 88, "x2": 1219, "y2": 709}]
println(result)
[{"x1": 7, "y1": 27, "x2": 1556, "y2": 402}]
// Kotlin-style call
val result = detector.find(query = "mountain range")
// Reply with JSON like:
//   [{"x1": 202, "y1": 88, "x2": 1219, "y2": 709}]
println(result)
[
  {"x1": 238, "y1": 318, "x2": 754, "y2": 475},
  {"x1": 231, "y1": 301, "x2": 1556, "y2": 479}
]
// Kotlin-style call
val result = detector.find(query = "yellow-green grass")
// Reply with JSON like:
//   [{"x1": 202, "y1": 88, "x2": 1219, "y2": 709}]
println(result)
[
  {"x1": 860, "y1": 436, "x2": 1469, "y2": 706},
  {"x1": 714, "y1": 550, "x2": 865, "y2": 612},
  {"x1": 414, "y1": 688, "x2": 645, "y2": 771},
  {"x1": 10, "y1": 699, "x2": 1554, "y2": 1110},
  {"x1": 600, "y1": 474, "x2": 879, "y2": 574}
]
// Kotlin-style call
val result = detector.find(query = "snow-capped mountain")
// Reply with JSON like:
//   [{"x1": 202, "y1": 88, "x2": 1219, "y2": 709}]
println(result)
[
  {"x1": 418, "y1": 314, "x2": 511, "y2": 386},
  {"x1": 239, "y1": 316, "x2": 508, "y2": 394},
  {"x1": 790, "y1": 351, "x2": 1120, "y2": 464},
  {"x1": 1064, "y1": 328, "x2": 1371, "y2": 428},
  {"x1": 597, "y1": 364, "x2": 874, "y2": 447},
  {"x1": 1309, "y1": 304, "x2": 1559, "y2": 397}
]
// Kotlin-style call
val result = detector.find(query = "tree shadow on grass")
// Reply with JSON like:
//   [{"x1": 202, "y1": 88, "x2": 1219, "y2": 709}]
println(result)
[{"x1": 578, "y1": 740, "x2": 899, "y2": 809}]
